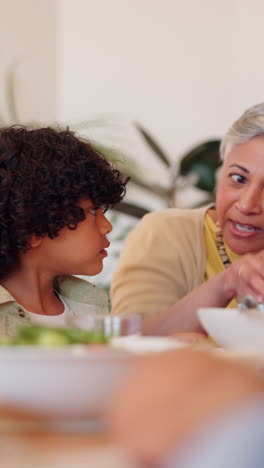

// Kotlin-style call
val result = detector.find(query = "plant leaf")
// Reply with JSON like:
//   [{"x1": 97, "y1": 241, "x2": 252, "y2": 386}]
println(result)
[
  {"x1": 179, "y1": 140, "x2": 221, "y2": 172},
  {"x1": 70, "y1": 116, "x2": 119, "y2": 130},
  {"x1": 178, "y1": 140, "x2": 222, "y2": 193},
  {"x1": 186, "y1": 163, "x2": 216, "y2": 193},
  {"x1": 91, "y1": 142, "x2": 144, "y2": 181},
  {"x1": 91, "y1": 142, "x2": 125, "y2": 163},
  {"x1": 129, "y1": 178, "x2": 170, "y2": 199},
  {"x1": 92, "y1": 142, "x2": 169, "y2": 199},
  {"x1": 5, "y1": 62, "x2": 20, "y2": 122},
  {"x1": 134, "y1": 122, "x2": 171, "y2": 167},
  {"x1": 113, "y1": 201, "x2": 149, "y2": 218}
]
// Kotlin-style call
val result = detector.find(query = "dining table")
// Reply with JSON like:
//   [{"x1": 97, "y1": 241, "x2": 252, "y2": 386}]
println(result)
[
  {"x1": 1, "y1": 339, "x2": 263, "y2": 468},
  {"x1": 0, "y1": 407, "x2": 136, "y2": 468}
]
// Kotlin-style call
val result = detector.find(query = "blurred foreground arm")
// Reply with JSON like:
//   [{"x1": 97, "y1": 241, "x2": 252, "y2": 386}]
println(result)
[{"x1": 108, "y1": 349, "x2": 264, "y2": 467}]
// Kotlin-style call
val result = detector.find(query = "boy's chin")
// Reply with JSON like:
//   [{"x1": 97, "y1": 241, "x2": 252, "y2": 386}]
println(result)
[
  {"x1": 84, "y1": 265, "x2": 104, "y2": 276},
  {"x1": 70, "y1": 262, "x2": 104, "y2": 277}
]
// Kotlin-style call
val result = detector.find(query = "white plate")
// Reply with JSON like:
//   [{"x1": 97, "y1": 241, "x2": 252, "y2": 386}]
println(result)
[
  {"x1": 0, "y1": 346, "x2": 134, "y2": 419},
  {"x1": 110, "y1": 335, "x2": 186, "y2": 353},
  {"x1": 198, "y1": 307, "x2": 264, "y2": 352}
]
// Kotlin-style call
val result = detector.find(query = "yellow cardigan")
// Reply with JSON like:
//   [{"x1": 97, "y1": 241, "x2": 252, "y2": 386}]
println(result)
[
  {"x1": 111, "y1": 205, "x2": 210, "y2": 319},
  {"x1": 204, "y1": 213, "x2": 241, "y2": 308}
]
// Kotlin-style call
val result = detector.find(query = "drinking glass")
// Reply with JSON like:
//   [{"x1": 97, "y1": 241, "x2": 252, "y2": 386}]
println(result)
[{"x1": 74, "y1": 313, "x2": 142, "y2": 339}]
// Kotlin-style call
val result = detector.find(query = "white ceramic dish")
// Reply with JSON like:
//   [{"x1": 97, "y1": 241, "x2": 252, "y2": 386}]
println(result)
[
  {"x1": 111, "y1": 335, "x2": 186, "y2": 353},
  {"x1": 0, "y1": 336, "x2": 186, "y2": 420},
  {"x1": 0, "y1": 346, "x2": 134, "y2": 419},
  {"x1": 198, "y1": 307, "x2": 264, "y2": 351}
]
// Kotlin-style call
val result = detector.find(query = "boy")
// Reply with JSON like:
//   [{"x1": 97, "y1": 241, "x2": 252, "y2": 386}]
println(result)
[{"x1": 0, "y1": 125, "x2": 127, "y2": 336}]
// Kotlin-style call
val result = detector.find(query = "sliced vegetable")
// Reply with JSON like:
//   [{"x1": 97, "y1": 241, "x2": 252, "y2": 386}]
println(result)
[{"x1": 0, "y1": 324, "x2": 109, "y2": 346}]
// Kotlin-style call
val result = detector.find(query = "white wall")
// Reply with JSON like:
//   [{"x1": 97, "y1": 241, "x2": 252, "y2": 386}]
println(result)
[
  {"x1": 0, "y1": 0, "x2": 56, "y2": 123},
  {"x1": 55, "y1": 0, "x2": 236, "y2": 209},
  {"x1": 2, "y1": 0, "x2": 264, "y2": 188},
  {"x1": 56, "y1": 0, "x2": 232, "y2": 160},
  {"x1": 230, "y1": 0, "x2": 264, "y2": 121}
]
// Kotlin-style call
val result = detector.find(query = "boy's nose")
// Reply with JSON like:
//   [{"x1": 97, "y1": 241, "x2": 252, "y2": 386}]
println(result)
[{"x1": 98, "y1": 211, "x2": 112, "y2": 234}]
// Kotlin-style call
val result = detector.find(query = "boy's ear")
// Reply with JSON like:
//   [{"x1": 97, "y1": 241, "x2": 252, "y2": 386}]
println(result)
[{"x1": 29, "y1": 235, "x2": 43, "y2": 248}]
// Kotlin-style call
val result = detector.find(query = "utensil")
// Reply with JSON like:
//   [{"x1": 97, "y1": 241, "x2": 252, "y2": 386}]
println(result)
[{"x1": 237, "y1": 295, "x2": 264, "y2": 318}]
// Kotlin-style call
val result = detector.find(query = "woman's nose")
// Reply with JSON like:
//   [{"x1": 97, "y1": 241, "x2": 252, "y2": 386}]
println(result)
[{"x1": 236, "y1": 187, "x2": 262, "y2": 214}]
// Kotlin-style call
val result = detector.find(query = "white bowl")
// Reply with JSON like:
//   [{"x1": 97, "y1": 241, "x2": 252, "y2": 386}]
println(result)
[
  {"x1": 198, "y1": 307, "x2": 264, "y2": 351},
  {"x1": 0, "y1": 346, "x2": 134, "y2": 419}
]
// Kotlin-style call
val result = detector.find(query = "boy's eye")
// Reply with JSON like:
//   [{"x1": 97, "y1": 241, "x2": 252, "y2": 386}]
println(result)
[
  {"x1": 88, "y1": 207, "x2": 98, "y2": 215},
  {"x1": 230, "y1": 173, "x2": 246, "y2": 184},
  {"x1": 87, "y1": 204, "x2": 107, "y2": 216}
]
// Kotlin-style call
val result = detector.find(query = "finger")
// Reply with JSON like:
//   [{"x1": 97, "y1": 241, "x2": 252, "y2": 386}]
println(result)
[
  {"x1": 242, "y1": 281, "x2": 264, "y2": 303},
  {"x1": 238, "y1": 265, "x2": 264, "y2": 302},
  {"x1": 243, "y1": 254, "x2": 264, "y2": 279}
]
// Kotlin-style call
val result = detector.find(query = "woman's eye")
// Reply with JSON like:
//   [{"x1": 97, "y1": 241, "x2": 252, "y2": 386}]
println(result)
[{"x1": 230, "y1": 174, "x2": 246, "y2": 184}]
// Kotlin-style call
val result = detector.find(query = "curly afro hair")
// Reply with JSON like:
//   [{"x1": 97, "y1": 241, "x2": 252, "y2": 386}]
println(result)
[{"x1": 0, "y1": 125, "x2": 127, "y2": 279}]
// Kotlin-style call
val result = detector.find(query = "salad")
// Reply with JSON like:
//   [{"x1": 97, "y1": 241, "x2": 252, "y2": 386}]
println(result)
[{"x1": 0, "y1": 324, "x2": 109, "y2": 346}]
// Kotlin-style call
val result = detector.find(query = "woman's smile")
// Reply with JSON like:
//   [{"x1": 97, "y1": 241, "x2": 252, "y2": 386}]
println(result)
[{"x1": 228, "y1": 219, "x2": 264, "y2": 238}]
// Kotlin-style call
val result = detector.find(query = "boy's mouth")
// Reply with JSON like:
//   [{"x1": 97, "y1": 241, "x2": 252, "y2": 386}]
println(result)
[
  {"x1": 99, "y1": 249, "x2": 108, "y2": 257},
  {"x1": 99, "y1": 241, "x2": 110, "y2": 257}
]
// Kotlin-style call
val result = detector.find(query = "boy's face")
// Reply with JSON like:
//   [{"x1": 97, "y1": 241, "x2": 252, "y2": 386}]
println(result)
[{"x1": 34, "y1": 199, "x2": 112, "y2": 276}]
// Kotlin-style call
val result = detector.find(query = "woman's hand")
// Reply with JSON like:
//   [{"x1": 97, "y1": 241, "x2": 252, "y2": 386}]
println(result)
[
  {"x1": 224, "y1": 251, "x2": 264, "y2": 303},
  {"x1": 143, "y1": 250, "x2": 264, "y2": 337}
]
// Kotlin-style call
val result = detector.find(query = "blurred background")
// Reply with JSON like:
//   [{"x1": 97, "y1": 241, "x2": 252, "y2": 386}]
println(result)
[{"x1": 1, "y1": 0, "x2": 264, "y2": 289}]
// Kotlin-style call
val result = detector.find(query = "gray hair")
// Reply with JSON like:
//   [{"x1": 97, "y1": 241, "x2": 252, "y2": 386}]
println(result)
[{"x1": 220, "y1": 102, "x2": 264, "y2": 160}]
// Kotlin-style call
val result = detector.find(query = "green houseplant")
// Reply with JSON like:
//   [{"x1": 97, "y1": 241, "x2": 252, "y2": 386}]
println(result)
[
  {"x1": 1, "y1": 66, "x2": 222, "y2": 291},
  {"x1": 1, "y1": 65, "x2": 222, "y2": 217}
]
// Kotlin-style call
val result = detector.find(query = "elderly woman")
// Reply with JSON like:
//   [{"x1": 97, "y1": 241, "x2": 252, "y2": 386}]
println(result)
[{"x1": 111, "y1": 102, "x2": 264, "y2": 335}]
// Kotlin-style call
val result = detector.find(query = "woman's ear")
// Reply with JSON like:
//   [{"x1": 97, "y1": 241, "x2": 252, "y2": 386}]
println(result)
[{"x1": 29, "y1": 235, "x2": 43, "y2": 248}]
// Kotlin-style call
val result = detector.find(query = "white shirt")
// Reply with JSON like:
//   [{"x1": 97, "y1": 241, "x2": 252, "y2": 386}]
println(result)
[{"x1": 27, "y1": 295, "x2": 74, "y2": 328}]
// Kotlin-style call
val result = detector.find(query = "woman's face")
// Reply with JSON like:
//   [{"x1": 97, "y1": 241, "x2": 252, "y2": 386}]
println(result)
[{"x1": 216, "y1": 135, "x2": 264, "y2": 254}]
